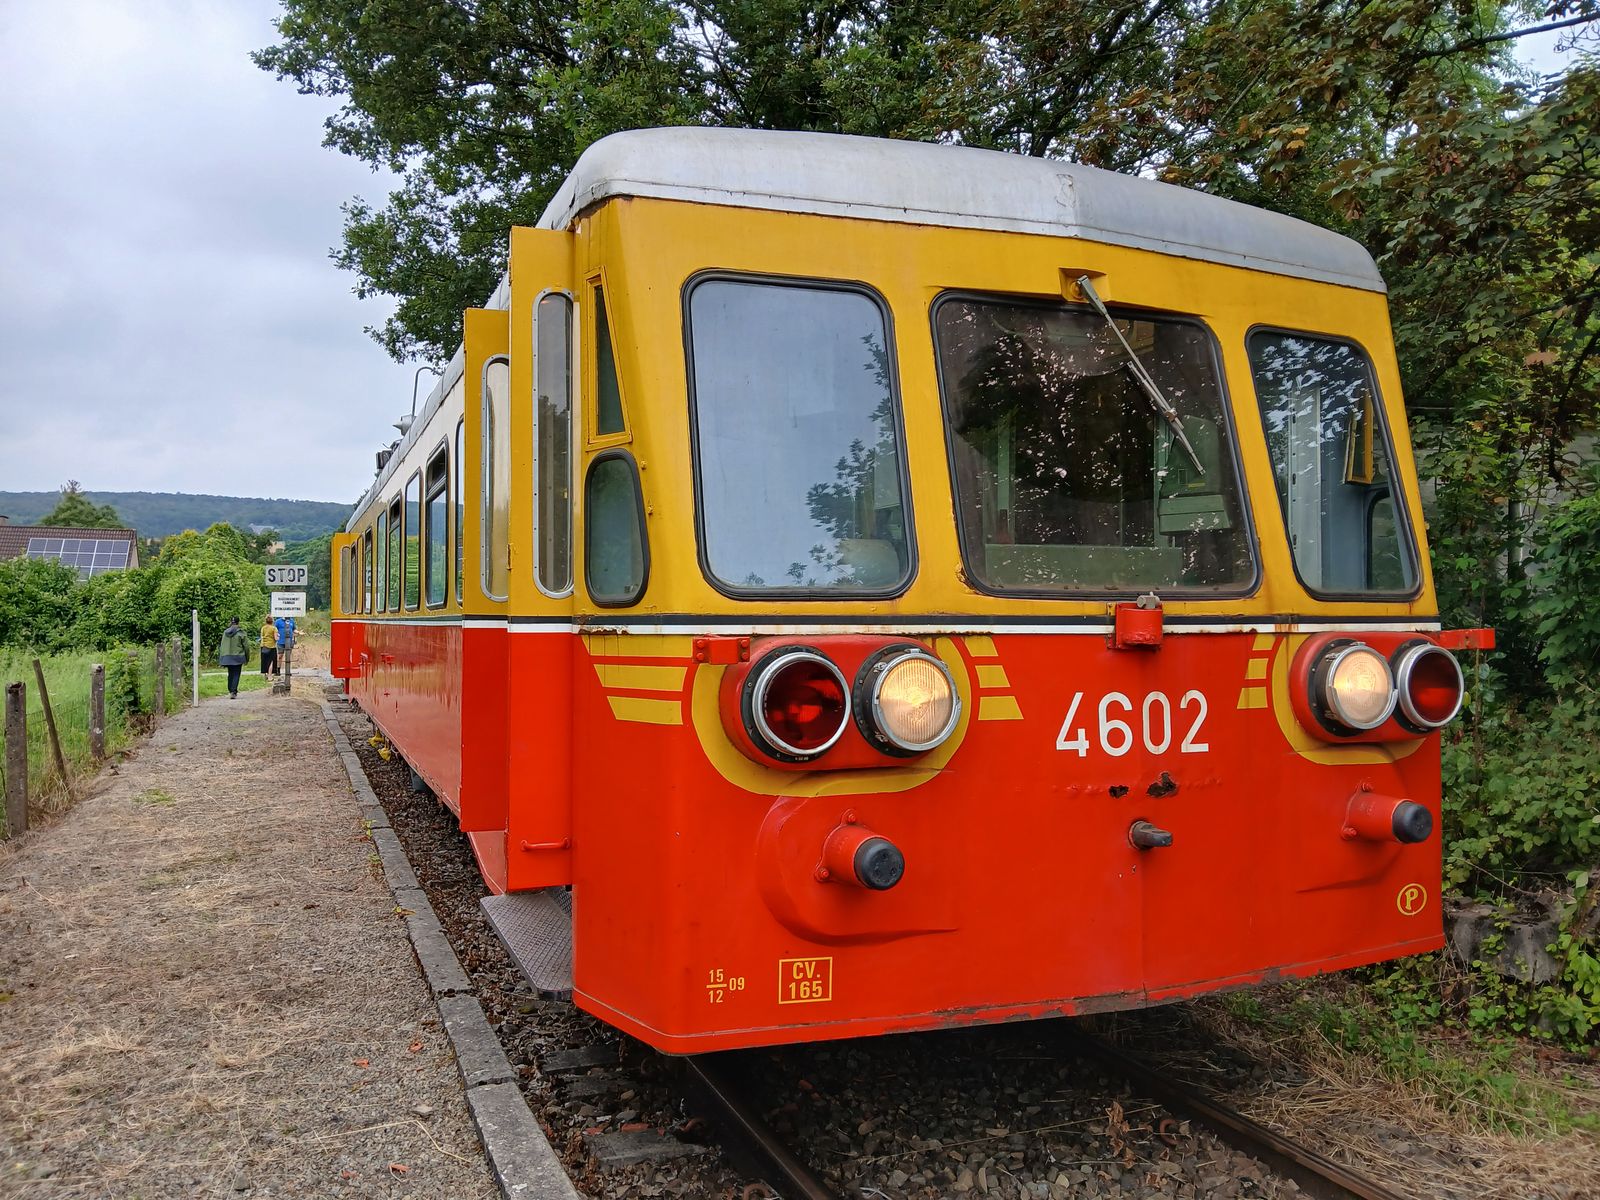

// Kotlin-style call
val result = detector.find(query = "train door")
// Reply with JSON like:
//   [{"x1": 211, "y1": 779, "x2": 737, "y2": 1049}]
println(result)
[{"x1": 503, "y1": 226, "x2": 577, "y2": 892}]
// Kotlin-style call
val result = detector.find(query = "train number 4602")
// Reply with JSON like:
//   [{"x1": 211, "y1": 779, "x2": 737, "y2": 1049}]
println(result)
[{"x1": 1054, "y1": 690, "x2": 1210, "y2": 757}]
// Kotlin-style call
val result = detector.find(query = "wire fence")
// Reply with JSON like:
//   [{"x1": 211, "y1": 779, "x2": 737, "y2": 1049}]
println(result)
[{"x1": 1, "y1": 640, "x2": 190, "y2": 832}]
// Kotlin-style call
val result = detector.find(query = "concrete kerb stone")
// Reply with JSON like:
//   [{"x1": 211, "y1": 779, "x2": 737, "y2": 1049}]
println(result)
[
  {"x1": 470, "y1": 1083, "x2": 584, "y2": 1200},
  {"x1": 316, "y1": 699, "x2": 580, "y2": 1200},
  {"x1": 439, "y1": 993, "x2": 517, "y2": 1087},
  {"x1": 370, "y1": 826, "x2": 421, "y2": 892}
]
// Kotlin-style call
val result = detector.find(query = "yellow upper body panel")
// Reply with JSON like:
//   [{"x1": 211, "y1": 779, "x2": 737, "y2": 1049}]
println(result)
[{"x1": 545, "y1": 196, "x2": 1432, "y2": 624}]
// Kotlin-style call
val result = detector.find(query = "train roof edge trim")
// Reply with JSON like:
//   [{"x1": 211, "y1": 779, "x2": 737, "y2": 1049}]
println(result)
[
  {"x1": 349, "y1": 342, "x2": 466, "y2": 529},
  {"x1": 534, "y1": 127, "x2": 1386, "y2": 295}
]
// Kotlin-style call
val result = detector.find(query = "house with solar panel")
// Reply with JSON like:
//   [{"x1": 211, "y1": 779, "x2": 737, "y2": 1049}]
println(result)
[{"x1": 0, "y1": 518, "x2": 139, "y2": 578}]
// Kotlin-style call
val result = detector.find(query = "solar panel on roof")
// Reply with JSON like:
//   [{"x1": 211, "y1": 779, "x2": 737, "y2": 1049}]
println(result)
[{"x1": 20, "y1": 535, "x2": 131, "y2": 577}]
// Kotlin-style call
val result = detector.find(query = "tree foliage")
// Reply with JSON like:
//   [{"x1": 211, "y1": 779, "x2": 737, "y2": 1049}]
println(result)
[
  {"x1": 0, "y1": 489, "x2": 349, "y2": 541},
  {"x1": 0, "y1": 523, "x2": 270, "y2": 658},
  {"x1": 37, "y1": 480, "x2": 123, "y2": 529}
]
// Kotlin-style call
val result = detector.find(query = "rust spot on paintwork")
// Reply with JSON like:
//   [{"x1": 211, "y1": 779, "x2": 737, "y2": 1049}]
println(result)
[
  {"x1": 1109, "y1": 784, "x2": 1130, "y2": 798},
  {"x1": 1146, "y1": 772, "x2": 1178, "y2": 798}
]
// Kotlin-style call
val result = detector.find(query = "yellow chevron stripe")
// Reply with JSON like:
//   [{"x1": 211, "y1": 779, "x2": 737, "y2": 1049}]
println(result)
[
  {"x1": 1245, "y1": 658, "x2": 1269, "y2": 680},
  {"x1": 1252, "y1": 632, "x2": 1276, "y2": 652},
  {"x1": 1237, "y1": 686, "x2": 1268, "y2": 710},
  {"x1": 583, "y1": 633, "x2": 696, "y2": 659},
  {"x1": 978, "y1": 695, "x2": 1024, "y2": 721},
  {"x1": 964, "y1": 635, "x2": 999, "y2": 658},
  {"x1": 607, "y1": 695, "x2": 683, "y2": 725},
  {"x1": 976, "y1": 664, "x2": 1010, "y2": 689},
  {"x1": 595, "y1": 663, "x2": 687, "y2": 691}
]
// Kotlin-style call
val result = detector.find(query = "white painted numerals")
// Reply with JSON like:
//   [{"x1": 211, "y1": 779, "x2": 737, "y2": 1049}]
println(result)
[{"x1": 1054, "y1": 690, "x2": 1209, "y2": 757}]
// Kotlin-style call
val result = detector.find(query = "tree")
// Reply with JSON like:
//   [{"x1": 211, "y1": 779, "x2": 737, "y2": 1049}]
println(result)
[
  {"x1": 0, "y1": 558, "x2": 79, "y2": 651},
  {"x1": 282, "y1": 531, "x2": 334, "y2": 609},
  {"x1": 38, "y1": 481, "x2": 124, "y2": 529}
]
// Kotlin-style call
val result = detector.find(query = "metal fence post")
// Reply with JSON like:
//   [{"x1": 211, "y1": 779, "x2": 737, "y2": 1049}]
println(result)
[
  {"x1": 90, "y1": 664, "x2": 106, "y2": 760},
  {"x1": 192, "y1": 609, "x2": 200, "y2": 706},
  {"x1": 3, "y1": 682, "x2": 25, "y2": 838},
  {"x1": 154, "y1": 644, "x2": 167, "y2": 715},
  {"x1": 170, "y1": 635, "x2": 182, "y2": 689}
]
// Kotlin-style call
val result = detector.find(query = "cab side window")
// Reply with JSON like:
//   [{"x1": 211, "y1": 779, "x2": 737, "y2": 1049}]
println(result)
[{"x1": 585, "y1": 451, "x2": 647, "y2": 605}]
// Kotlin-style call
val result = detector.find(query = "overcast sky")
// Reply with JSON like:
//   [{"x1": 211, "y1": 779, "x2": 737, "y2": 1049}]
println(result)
[
  {"x1": 0, "y1": 0, "x2": 417, "y2": 505},
  {"x1": 0, "y1": 4, "x2": 1580, "y2": 507}
]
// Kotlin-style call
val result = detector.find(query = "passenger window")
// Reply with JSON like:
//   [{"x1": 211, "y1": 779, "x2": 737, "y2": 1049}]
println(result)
[
  {"x1": 376, "y1": 510, "x2": 388, "y2": 610},
  {"x1": 363, "y1": 529, "x2": 374, "y2": 612},
  {"x1": 933, "y1": 295, "x2": 1253, "y2": 593},
  {"x1": 1248, "y1": 332, "x2": 1418, "y2": 594},
  {"x1": 454, "y1": 420, "x2": 464, "y2": 602},
  {"x1": 388, "y1": 499, "x2": 402, "y2": 612},
  {"x1": 688, "y1": 277, "x2": 912, "y2": 594},
  {"x1": 536, "y1": 292, "x2": 574, "y2": 594},
  {"x1": 341, "y1": 546, "x2": 354, "y2": 614},
  {"x1": 404, "y1": 472, "x2": 422, "y2": 609},
  {"x1": 425, "y1": 450, "x2": 448, "y2": 607},
  {"x1": 593, "y1": 287, "x2": 625, "y2": 436},
  {"x1": 482, "y1": 357, "x2": 510, "y2": 599},
  {"x1": 585, "y1": 452, "x2": 647, "y2": 605}
]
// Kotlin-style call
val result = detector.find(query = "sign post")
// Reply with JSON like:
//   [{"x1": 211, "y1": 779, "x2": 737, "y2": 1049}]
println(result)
[
  {"x1": 191, "y1": 608, "x2": 199, "y2": 706},
  {"x1": 266, "y1": 566, "x2": 309, "y2": 696}
]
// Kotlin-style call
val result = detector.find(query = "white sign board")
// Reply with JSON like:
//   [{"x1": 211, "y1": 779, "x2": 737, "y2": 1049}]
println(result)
[
  {"x1": 265, "y1": 564, "x2": 308, "y2": 587},
  {"x1": 271, "y1": 591, "x2": 308, "y2": 617}
]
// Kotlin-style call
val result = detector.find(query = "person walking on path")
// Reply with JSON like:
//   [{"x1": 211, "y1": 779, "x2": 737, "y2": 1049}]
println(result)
[
  {"x1": 217, "y1": 618, "x2": 250, "y2": 698},
  {"x1": 258, "y1": 616, "x2": 279, "y2": 676}
]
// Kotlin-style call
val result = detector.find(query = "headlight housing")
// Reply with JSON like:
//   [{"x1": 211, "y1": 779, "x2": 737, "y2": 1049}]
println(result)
[
  {"x1": 1315, "y1": 642, "x2": 1397, "y2": 731},
  {"x1": 854, "y1": 645, "x2": 960, "y2": 755},
  {"x1": 743, "y1": 648, "x2": 850, "y2": 760},
  {"x1": 1394, "y1": 642, "x2": 1464, "y2": 730}
]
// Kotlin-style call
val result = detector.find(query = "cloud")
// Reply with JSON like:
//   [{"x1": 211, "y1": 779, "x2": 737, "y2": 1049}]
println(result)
[{"x1": 0, "y1": 0, "x2": 423, "y2": 504}]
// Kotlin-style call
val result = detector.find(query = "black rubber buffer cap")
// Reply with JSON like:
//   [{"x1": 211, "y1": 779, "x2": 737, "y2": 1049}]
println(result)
[
  {"x1": 1391, "y1": 801, "x2": 1433, "y2": 844},
  {"x1": 853, "y1": 837, "x2": 905, "y2": 890}
]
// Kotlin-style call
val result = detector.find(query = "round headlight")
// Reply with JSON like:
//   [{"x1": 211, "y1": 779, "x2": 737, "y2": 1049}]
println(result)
[
  {"x1": 857, "y1": 647, "x2": 960, "y2": 754},
  {"x1": 746, "y1": 649, "x2": 850, "y2": 759},
  {"x1": 1320, "y1": 643, "x2": 1397, "y2": 731},
  {"x1": 1395, "y1": 643, "x2": 1464, "y2": 729}
]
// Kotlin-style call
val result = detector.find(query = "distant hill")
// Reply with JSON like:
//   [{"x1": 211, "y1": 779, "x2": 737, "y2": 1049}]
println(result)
[{"x1": 0, "y1": 491, "x2": 351, "y2": 542}]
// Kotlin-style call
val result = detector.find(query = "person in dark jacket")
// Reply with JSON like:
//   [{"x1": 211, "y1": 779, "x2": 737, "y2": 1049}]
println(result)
[{"x1": 217, "y1": 617, "x2": 250, "y2": 698}]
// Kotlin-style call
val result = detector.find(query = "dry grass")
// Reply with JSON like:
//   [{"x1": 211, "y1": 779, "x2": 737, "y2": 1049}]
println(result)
[
  {"x1": 1099, "y1": 987, "x2": 1599, "y2": 1200},
  {"x1": 0, "y1": 689, "x2": 496, "y2": 1198}
]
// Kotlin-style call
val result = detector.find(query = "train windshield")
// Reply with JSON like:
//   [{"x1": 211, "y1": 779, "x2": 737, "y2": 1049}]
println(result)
[
  {"x1": 1248, "y1": 332, "x2": 1419, "y2": 595},
  {"x1": 689, "y1": 277, "x2": 911, "y2": 595},
  {"x1": 933, "y1": 296, "x2": 1255, "y2": 594}
]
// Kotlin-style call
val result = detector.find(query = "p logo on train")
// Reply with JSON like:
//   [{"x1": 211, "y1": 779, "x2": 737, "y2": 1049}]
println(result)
[{"x1": 329, "y1": 128, "x2": 1489, "y2": 1054}]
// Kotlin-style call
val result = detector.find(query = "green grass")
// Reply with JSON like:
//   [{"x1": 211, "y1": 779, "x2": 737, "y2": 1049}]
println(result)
[
  {"x1": 197, "y1": 668, "x2": 272, "y2": 700},
  {"x1": 296, "y1": 608, "x2": 330, "y2": 636},
  {"x1": 0, "y1": 644, "x2": 190, "y2": 825},
  {"x1": 1207, "y1": 980, "x2": 1600, "y2": 1138}
]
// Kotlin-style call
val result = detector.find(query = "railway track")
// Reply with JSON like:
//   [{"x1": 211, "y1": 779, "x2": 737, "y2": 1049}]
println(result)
[
  {"x1": 337, "y1": 701, "x2": 1434, "y2": 1200},
  {"x1": 684, "y1": 1032, "x2": 1413, "y2": 1200}
]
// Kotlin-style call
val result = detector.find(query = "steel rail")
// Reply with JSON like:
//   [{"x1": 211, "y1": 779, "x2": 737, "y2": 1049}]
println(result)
[
  {"x1": 1067, "y1": 1029, "x2": 1413, "y2": 1200},
  {"x1": 683, "y1": 1054, "x2": 843, "y2": 1200}
]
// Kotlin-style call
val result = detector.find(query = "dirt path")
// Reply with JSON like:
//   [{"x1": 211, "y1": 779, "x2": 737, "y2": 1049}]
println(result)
[{"x1": 0, "y1": 686, "x2": 497, "y2": 1199}]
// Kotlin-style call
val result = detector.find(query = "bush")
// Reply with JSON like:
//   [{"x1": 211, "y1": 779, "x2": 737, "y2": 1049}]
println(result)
[
  {"x1": 0, "y1": 558, "x2": 80, "y2": 652},
  {"x1": 152, "y1": 559, "x2": 267, "y2": 657},
  {"x1": 1441, "y1": 700, "x2": 1600, "y2": 895}
]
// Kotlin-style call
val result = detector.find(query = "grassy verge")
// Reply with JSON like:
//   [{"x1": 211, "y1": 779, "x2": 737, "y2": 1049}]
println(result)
[
  {"x1": 0, "y1": 644, "x2": 190, "y2": 825},
  {"x1": 1213, "y1": 978, "x2": 1598, "y2": 1137},
  {"x1": 197, "y1": 668, "x2": 272, "y2": 700}
]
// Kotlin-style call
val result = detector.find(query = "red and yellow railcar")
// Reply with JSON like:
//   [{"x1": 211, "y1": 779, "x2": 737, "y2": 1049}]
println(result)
[{"x1": 331, "y1": 128, "x2": 1480, "y2": 1054}]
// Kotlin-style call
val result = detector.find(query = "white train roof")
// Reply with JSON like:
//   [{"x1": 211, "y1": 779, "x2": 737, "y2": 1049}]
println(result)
[{"x1": 536, "y1": 127, "x2": 1385, "y2": 294}]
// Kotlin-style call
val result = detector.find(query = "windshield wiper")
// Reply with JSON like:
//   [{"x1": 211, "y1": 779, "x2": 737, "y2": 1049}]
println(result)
[{"x1": 1074, "y1": 276, "x2": 1205, "y2": 477}]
